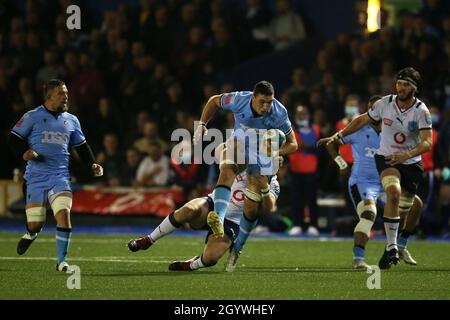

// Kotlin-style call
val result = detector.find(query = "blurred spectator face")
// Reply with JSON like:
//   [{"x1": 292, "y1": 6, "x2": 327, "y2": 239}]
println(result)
[
  {"x1": 55, "y1": 13, "x2": 66, "y2": 29},
  {"x1": 352, "y1": 58, "x2": 366, "y2": 74},
  {"x1": 276, "y1": 0, "x2": 290, "y2": 14},
  {"x1": 26, "y1": 31, "x2": 40, "y2": 48},
  {"x1": 64, "y1": 51, "x2": 78, "y2": 69},
  {"x1": 148, "y1": 144, "x2": 162, "y2": 160},
  {"x1": 295, "y1": 106, "x2": 309, "y2": 128},
  {"x1": 131, "y1": 42, "x2": 145, "y2": 58},
  {"x1": 12, "y1": 101, "x2": 26, "y2": 113},
  {"x1": 322, "y1": 72, "x2": 334, "y2": 88},
  {"x1": 23, "y1": 94, "x2": 34, "y2": 107},
  {"x1": 10, "y1": 32, "x2": 25, "y2": 49},
  {"x1": 309, "y1": 89, "x2": 322, "y2": 106},
  {"x1": 56, "y1": 30, "x2": 68, "y2": 47},
  {"x1": 116, "y1": 39, "x2": 128, "y2": 56},
  {"x1": 211, "y1": 17, "x2": 225, "y2": 33},
  {"x1": 19, "y1": 77, "x2": 31, "y2": 95},
  {"x1": 367, "y1": 78, "x2": 381, "y2": 98},
  {"x1": 443, "y1": 16, "x2": 450, "y2": 34},
  {"x1": 126, "y1": 148, "x2": 140, "y2": 167},
  {"x1": 137, "y1": 55, "x2": 153, "y2": 71},
  {"x1": 344, "y1": 95, "x2": 360, "y2": 118},
  {"x1": 143, "y1": 121, "x2": 158, "y2": 139},
  {"x1": 136, "y1": 111, "x2": 150, "y2": 133},
  {"x1": 155, "y1": 6, "x2": 168, "y2": 26},
  {"x1": 44, "y1": 50, "x2": 56, "y2": 65},
  {"x1": 167, "y1": 83, "x2": 182, "y2": 102},
  {"x1": 79, "y1": 53, "x2": 90, "y2": 68},
  {"x1": 291, "y1": 68, "x2": 306, "y2": 85},
  {"x1": 153, "y1": 64, "x2": 168, "y2": 80},
  {"x1": 337, "y1": 32, "x2": 350, "y2": 46},
  {"x1": 381, "y1": 61, "x2": 394, "y2": 76},
  {"x1": 313, "y1": 109, "x2": 327, "y2": 126},
  {"x1": 104, "y1": 134, "x2": 119, "y2": 155},
  {"x1": 10, "y1": 18, "x2": 24, "y2": 32},
  {"x1": 189, "y1": 27, "x2": 204, "y2": 46},
  {"x1": 181, "y1": 3, "x2": 196, "y2": 24},
  {"x1": 99, "y1": 98, "x2": 110, "y2": 117}
]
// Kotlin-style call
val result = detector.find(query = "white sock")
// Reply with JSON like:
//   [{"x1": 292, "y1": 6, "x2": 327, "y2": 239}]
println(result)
[
  {"x1": 149, "y1": 214, "x2": 179, "y2": 242},
  {"x1": 383, "y1": 216, "x2": 400, "y2": 250},
  {"x1": 190, "y1": 257, "x2": 205, "y2": 270}
]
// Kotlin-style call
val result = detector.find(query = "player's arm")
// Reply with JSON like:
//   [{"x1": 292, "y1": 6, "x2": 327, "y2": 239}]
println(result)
[
  {"x1": 193, "y1": 95, "x2": 222, "y2": 144},
  {"x1": 8, "y1": 132, "x2": 40, "y2": 161},
  {"x1": 279, "y1": 130, "x2": 298, "y2": 156},
  {"x1": 73, "y1": 142, "x2": 103, "y2": 176},
  {"x1": 324, "y1": 138, "x2": 348, "y2": 172},
  {"x1": 387, "y1": 129, "x2": 433, "y2": 165}
]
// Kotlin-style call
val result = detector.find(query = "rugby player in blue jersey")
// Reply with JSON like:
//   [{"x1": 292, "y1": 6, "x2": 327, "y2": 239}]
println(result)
[
  {"x1": 193, "y1": 81, "x2": 297, "y2": 242},
  {"x1": 9, "y1": 79, "x2": 103, "y2": 272}
]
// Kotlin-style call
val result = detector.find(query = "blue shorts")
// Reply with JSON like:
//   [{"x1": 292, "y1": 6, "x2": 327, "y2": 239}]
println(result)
[
  {"x1": 24, "y1": 172, "x2": 72, "y2": 204},
  {"x1": 348, "y1": 181, "x2": 383, "y2": 209},
  {"x1": 227, "y1": 131, "x2": 279, "y2": 176}
]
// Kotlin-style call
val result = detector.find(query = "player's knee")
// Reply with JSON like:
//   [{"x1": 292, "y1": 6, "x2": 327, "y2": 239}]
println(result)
[
  {"x1": 356, "y1": 201, "x2": 376, "y2": 221},
  {"x1": 180, "y1": 202, "x2": 200, "y2": 219},
  {"x1": 26, "y1": 207, "x2": 46, "y2": 224},
  {"x1": 27, "y1": 221, "x2": 44, "y2": 233},
  {"x1": 399, "y1": 196, "x2": 415, "y2": 214},
  {"x1": 51, "y1": 196, "x2": 72, "y2": 215},
  {"x1": 382, "y1": 176, "x2": 401, "y2": 201},
  {"x1": 202, "y1": 252, "x2": 218, "y2": 267}
]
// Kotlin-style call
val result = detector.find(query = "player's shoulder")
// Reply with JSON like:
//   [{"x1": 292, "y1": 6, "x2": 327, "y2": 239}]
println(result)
[
  {"x1": 373, "y1": 95, "x2": 393, "y2": 108},
  {"x1": 23, "y1": 105, "x2": 45, "y2": 119},
  {"x1": 413, "y1": 98, "x2": 429, "y2": 113},
  {"x1": 272, "y1": 98, "x2": 288, "y2": 115},
  {"x1": 62, "y1": 112, "x2": 80, "y2": 123}
]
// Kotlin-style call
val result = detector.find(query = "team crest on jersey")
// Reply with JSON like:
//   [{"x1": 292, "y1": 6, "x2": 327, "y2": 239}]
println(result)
[
  {"x1": 425, "y1": 112, "x2": 432, "y2": 125},
  {"x1": 64, "y1": 120, "x2": 68, "y2": 125},
  {"x1": 383, "y1": 118, "x2": 393, "y2": 126},
  {"x1": 407, "y1": 121, "x2": 418, "y2": 132}
]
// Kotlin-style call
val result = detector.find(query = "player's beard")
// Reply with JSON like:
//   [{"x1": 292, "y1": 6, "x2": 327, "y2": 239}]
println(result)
[
  {"x1": 56, "y1": 103, "x2": 68, "y2": 113},
  {"x1": 397, "y1": 89, "x2": 414, "y2": 102}
]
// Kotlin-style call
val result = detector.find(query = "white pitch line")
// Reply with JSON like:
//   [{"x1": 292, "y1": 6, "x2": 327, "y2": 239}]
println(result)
[{"x1": 0, "y1": 256, "x2": 172, "y2": 263}]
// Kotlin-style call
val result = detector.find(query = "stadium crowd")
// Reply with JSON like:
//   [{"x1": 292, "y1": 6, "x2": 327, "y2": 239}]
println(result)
[{"x1": 0, "y1": 0, "x2": 449, "y2": 236}]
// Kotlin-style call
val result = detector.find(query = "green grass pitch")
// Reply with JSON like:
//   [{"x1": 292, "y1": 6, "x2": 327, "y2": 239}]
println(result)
[{"x1": 1, "y1": 232, "x2": 449, "y2": 299}]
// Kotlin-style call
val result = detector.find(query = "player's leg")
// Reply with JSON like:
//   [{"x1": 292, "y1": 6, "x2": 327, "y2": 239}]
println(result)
[
  {"x1": 379, "y1": 167, "x2": 402, "y2": 268},
  {"x1": 398, "y1": 194, "x2": 422, "y2": 265},
  {"x1": 51, "y1": 191, "x2": 74, "y2": 272},
  {"x1": 349, "y1": 184, "x2": 377, "y2": 270},
  {"x1": 128, "y1": 197, "x2": 210, "y2": 252},
  {"x1": 169, "y1": 220, "x2": 236, "y2": 271},
  {"x1": 17, "y1": 181, "x2": 46, "y2": 255},
  {"x1": 208, "y1": 140, "x2": 242, "y2": 237}
]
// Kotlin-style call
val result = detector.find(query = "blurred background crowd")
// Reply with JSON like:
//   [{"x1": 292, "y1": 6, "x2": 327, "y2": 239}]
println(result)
[{"x1": 0, "y1": 0, "x2": 449, "y2": 236}]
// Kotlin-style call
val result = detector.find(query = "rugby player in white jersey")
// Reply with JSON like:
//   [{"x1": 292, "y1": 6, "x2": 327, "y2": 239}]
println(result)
[{"x1": 323, "y1": 67, "x2": 432, "y2": 269}]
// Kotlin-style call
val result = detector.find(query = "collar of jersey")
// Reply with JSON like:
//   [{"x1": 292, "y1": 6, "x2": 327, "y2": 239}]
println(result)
[
  {"x1": 394, "y1": 96, "x2": 417, "y2": 114},
  {"x1": 42, "y1": 105, "x2": 62, "y2": 119}
]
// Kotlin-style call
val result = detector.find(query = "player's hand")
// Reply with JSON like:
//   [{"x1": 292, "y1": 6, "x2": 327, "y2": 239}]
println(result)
[
  {"x1": 386, "y1": 152, "x2": 409, "y2": 165},
  {"x1": 277, "y1": 156, "x2": 284, "y2": 168},
  {"x1": 317, "y1": 136, "x2": 334, "y2": 147},
  {"x1": 193, "y1": 122, "x2": 207, "y2": 145},
  {"x1": 23, "y1": 149, "x2": 39, "y2": 161},
  {"x1": 92, "y1": 163, "x2": 103, "y2": 177}
]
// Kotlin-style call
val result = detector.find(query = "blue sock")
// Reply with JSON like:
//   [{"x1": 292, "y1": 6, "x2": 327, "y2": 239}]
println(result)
[
  {"x1": 213, "y1": 185, "x2": 231, "y2": 222},
  {"x1": 56, "y1": 227, "x2": 72, "y2": 263},
  {"x1": 353, "y1": 245, "x2": 365, "y2": 260},
  {"x1": 234, "y1": 214, "x2": 258, "y2": 252}
]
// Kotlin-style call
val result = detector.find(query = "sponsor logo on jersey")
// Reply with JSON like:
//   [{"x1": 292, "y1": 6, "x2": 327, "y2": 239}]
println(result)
[
  {"x1": 425, "y1": 112, "x2": 432, "y2": 125},
  {"x1": 393, "y1": 132, "x2": 406, "y2": 144},
  {"x1": 383, "y1": 118, "x2": 393, "y2": 126},
  {"x1": 42, "y1": 131, "x2": 70, "y2": 145}
]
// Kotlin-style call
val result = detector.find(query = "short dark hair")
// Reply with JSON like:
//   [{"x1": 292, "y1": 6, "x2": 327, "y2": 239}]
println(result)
[
  {"x1": 396, "y1": 67, "x2": 421, "y2": 89},
  {"x1": 253, "y1": 81, "x2": 274, "y2": 96},
  {"x1": 43, "y1": 79, "x2": 65, "y2": 99}
]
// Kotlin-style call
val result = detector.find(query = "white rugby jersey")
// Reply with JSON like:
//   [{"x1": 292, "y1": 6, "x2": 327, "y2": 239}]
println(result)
[
  {"x1": 208, "y1": 172, "x2": 280, "y2": 225},
  {"x1": 367, "y1": 95, "x2": 432, "y2": 165}
]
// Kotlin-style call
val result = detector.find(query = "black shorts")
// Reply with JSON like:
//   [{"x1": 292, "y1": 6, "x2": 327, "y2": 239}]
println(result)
[
  {"x1": 203, "y1": 196, "x2": 239, "y2": 243},
  {"x1": 374, "y1": 154, "x2": 424, "y2": 194}
]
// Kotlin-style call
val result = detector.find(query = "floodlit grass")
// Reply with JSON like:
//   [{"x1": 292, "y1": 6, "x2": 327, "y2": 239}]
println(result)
[{"x1": 0, "y1": 232, "x2": 449, "y2": 299}]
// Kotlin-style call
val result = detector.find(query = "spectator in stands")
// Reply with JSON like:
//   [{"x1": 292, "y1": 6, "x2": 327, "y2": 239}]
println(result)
[
  {"x1": 136, "y1": 140, "x2": 169, "y2": 187},
  {"x1": 437, "y1": 108, "x2": 450, "y2": 236},
  {"x1": 95, "y1": 132, "x2": 123, "y2": 186},
  {"x1": 170, "y1": 140, "x2": 200, "y2": 195},
  {"x1": 287, "y1": 105, "x2": 320, "y2": 235},
  {"x1": 133, "y1": 120, "x2": 168, "y2": 155},
  {"x1": 120, "y1": 147, "x2": 142, "y2": 187},
  {"x1": 268, "y1": 0, "x2": 306, "y2": 50}
]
